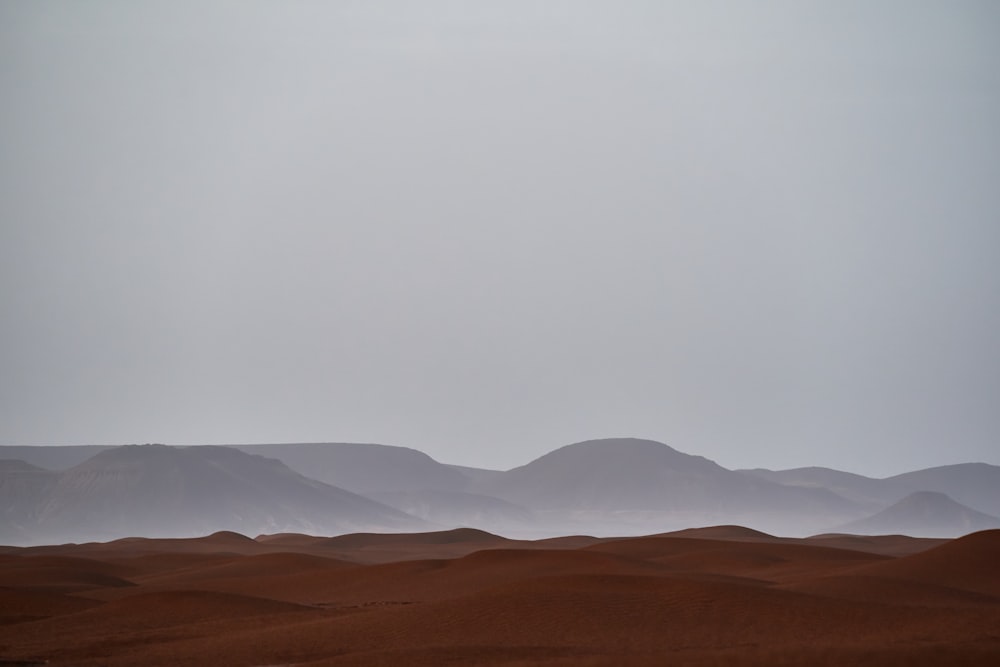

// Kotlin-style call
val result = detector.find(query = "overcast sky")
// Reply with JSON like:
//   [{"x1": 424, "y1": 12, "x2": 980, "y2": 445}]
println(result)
[{"x1": 2, "y1": 1, "x2": 998, "y2": 476}]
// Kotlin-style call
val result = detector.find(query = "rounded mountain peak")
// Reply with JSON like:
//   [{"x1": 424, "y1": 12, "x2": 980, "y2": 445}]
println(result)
[{"x1": 523, "y1": 438, "x2": 720, "y2": 474}]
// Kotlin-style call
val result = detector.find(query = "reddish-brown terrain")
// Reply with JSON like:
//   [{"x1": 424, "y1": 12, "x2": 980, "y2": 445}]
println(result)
[{"x1": 0, "y1": 526, "x2": 997, "y2": 666}]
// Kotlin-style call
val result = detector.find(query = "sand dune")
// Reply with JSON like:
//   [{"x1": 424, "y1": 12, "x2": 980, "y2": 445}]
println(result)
[
  {"x1": 323, "y1": 526, "x2": 507, "y2": 547},
  {"x1": 309, "y1": 527, "x2": 524, "y2": 563},
  {"x1": 0, "y1": 555, "x2": 137, "y2": 593},
  {"x1": 53, "y1": 589, "x2": 312, "y2": 629},
  {"x1": 0, "y1": 527, "x2": 996, "y2": 666},
  {"x1": 782, "y1": 573, "x2": 1000, "y2": 607},
  {"x1": 801, "y1": 532, "x2": 946, "y2": 556},
  {"x1": 658, "y1": 524, "x2": 780, "y2": 541},
  {"x1": 0, "y1": 587, "x2": 101, "y2": 624},
  {"x1": 135, "y1": 552, "x2": 354, "y2": 584},
  {"x1": 583, "y1": 536, "x2": 890, "y2": 586},
  {"x1": 849, "y1": 528, "x2": 1000, "y2": 595},
  {"x1": 12, "y1": 532, "x2": 277, "y2": 558}
]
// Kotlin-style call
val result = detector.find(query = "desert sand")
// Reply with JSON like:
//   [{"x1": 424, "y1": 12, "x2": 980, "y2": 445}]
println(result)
[{"x1": 0, "y1": 526, "x2": 997, "y2": 666}]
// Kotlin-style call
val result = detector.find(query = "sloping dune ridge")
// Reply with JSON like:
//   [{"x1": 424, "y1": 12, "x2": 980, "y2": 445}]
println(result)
[{"x1": 0, "y1": 528, "x2": 997, "y2": 666}]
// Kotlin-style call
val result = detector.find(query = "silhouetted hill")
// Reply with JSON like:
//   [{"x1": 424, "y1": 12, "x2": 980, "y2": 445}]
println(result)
[
  {"x1": 0, "y1": 446, "x2": 114, "y2": 471},
  {"x1": 745, "y1": 462, "x2": 1000, "y2": 519},
  {"x1": 0, "y1": 461, "x2": 59, "y2": 543},
  {"x1": 470, "y1": 438, "x2": 860, "y2": 535},
  {"x1": 885, "y1": 463, "x2": 1000, "y2": 517},
  {"x1": 834, "y1": 491, "x2": 1000, "y2": 538},
  {"x1": 231, "y1": 443, "x2": 531, "y2": 534},
  {"x1": 4, "y1": 441, "x2": 996, "y2": 543},
  {"x1": 739, "y1": 466, "x2": 897, "y2": 510},
  {"x1": 232, "y1": 443, "x2": 470, "y2": 494},
  {"x1": 19, "y1": 445, "x2": 426, "y2": 544}
]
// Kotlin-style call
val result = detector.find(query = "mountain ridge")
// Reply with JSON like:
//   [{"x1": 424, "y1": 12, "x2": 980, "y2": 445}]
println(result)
[
  {"x1": 3, "y1": 445, "x2": 428, "y2": 545},
  {"x1": 833, "y1": 491, "x2": 1000, "y2": 538},
  {"x1": 3, "y1": 438, "x2": 997, "y2": 545}
]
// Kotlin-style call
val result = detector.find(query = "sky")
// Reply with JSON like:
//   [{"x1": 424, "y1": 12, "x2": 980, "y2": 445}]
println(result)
[{"x1": 2, "y1": 1, "x2": 998, "y2": 476}]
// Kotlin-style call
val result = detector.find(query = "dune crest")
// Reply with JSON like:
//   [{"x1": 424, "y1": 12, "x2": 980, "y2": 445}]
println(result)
[{"x1": 0, "y1": 526, "x2": 997, "y2": 665}]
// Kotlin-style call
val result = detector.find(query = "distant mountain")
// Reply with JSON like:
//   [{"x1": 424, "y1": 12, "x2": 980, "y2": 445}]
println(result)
[
  {"x1": 833, "y1": 491, "x2": 1000, "y2": 538},
  {"x1": 6, "y1": 445, "x2": 427, "y2": 545},
  {"x1": 231, "y1": 443, "x2": 533, "y2": 534},
  {"x1": 884, "y1": 464, "x2": 1000, "y2": 517},
  {"x1": 232, "y1": 443, "x2": 471, "y2": 494},
  {"x1": 474, "y1": 438, "x2": 853, "y2": 512},
  {"x1": 4, "y1": 440, "x2": 996, "y2": 544},
  {"x1": 0, "y1": 460, "x2": 59, "y2": 543},
  {"x1": 445, "y1": 464, "x2": 505, "y2": 485},
  {"x1": 368, "y1": 490, "x2": 536, "y2": 532},
  {"x1": 469, "y1": 438, "x2": 862, "y2": 535},
  {"x1": 738, "y1": 466, "x2": 898, "y2": 511},
  {"x1": 743, "y1": 462, "x2": 1000, "y2": 518},
  {"x1": 0, "y1": 446, "x2": 114, "y2": 471}
]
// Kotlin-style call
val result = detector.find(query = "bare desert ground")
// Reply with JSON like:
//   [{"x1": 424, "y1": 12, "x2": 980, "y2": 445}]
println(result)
[{"x1": 0, "y1": 526, "x2": 997, "y2": 666}]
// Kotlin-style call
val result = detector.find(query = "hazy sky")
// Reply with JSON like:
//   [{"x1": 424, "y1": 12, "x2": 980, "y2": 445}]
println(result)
[{"x1": 2, "y1": 1, "x2": 998, "y2": 476}]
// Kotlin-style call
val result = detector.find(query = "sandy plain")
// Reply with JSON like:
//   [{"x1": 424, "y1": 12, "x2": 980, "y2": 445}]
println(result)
[{"x1": 0, "y1": 526, "x2": 997, "y2": 666}]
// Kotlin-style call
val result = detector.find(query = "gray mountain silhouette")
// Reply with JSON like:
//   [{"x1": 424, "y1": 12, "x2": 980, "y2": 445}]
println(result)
[
  {"x1": 833, "y1": 491, "x2": 1000, "y2": 538},
  {"x1": 10, "y1": 445, "x2": 426, "y2": 544}
]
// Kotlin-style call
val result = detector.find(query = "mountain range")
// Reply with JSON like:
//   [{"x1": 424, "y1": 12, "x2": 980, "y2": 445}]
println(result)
[
  {"x1": 2, "y1": 438, "x2": 998, "y2": 545},
  {"x1": 833, "y1": 491, "x2": 1000, "y2": 538},
  {"x1": 0, "y1": 445, "x2": 425, "y2": 544}
]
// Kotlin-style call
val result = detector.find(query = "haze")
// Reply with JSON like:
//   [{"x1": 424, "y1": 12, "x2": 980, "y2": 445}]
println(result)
[{"x1": 2, "y1": 1, "x2": 998, "y2": 476}]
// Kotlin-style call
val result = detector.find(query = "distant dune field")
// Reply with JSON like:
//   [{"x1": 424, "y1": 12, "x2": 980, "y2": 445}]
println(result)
[{"x1": 0, "y1": 526, "x2": 997, "y2": 666}]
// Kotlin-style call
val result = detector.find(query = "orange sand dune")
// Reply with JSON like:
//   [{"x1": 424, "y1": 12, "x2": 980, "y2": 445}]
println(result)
[
  {"x1": 0, "y1": 587, "x2": 101, "y2": 624},
  {"x1": 16, "y1": 530, "x2": 273, "y2": 559},
  {"x1": 2, "y1": 590, "x2": 320, "y2": 665},
  {"x1": 0, "y1": 527, "x2": 997, "y2": 666},
  {"x1": 56, "y1": 570, "x2": 997, "y2": 667},
  {"x1": 658, "y1": 524, "x2": 781, "y2": 541},
  {"x1": 585, "y1": 534, "x2": 884, "y2": 569},
  {"x1": 533, "y1": 534, "x2": 604, "y2": 548},
  {"x1": 803, "y1": 532, "x2": 947, "y2": 556},
  {"x1": 656, "y1": 524, "x2": 945, "y2": 557},
  {"x1": 83, "y1": 552, "x2": 363, "y2": 604},
  {"x1": 312, "y1": 527, "x2": 523, "y2": 563},
  {"x1": 782, "y1": 573, "x2": 1000, "y2": 607},
  {"x1": 254, "y1": 531, "x2": 330, "y2": 547},
  {"x1": 103, "y1": 551, "x2": 239, "y2": 576},
  {"x1": 37, "y1": 589, "x2": 312, "y2": 630},
  {"x1": 623, "y1": 539, "x2": 885, "y2": 584},
  {"x1": 134, "y1": 551, "x2": 354, "y2": 585},
  {"x1": 0, "y1": 555, "x2": 137, "y2": 593},
  {"x1": 848, "y1": 528, "x2": 1000, "y2": 595},
  {"x1": 306, "y1": 548, "x2": 668, "y2": 605},
  {"x1": 321, "y1": 527, "x2": 508, "y2": 548}
]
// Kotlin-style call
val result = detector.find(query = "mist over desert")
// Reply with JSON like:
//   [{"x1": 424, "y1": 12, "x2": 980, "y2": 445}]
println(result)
[
  {"x1": 4, "y1": 1, "x2": 999, "y2": 665},
  {"x1": 2, "y1": 440, "x2": 999, "y2": 666}
]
